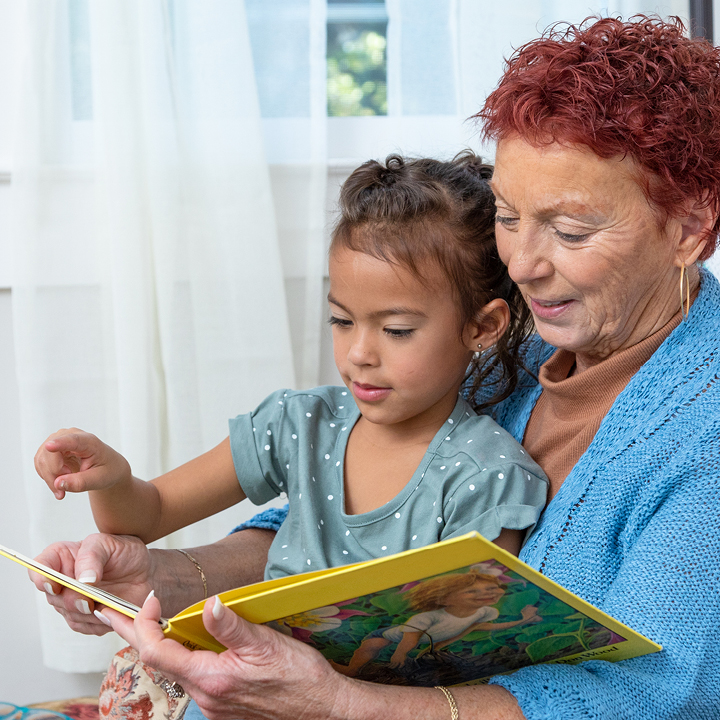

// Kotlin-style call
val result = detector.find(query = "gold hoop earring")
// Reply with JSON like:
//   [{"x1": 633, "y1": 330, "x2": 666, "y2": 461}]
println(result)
[
  {"x1": 472, "y1": 343, "x2": 483, "y2": 361},
  {"x1": 679, "y1": 263, "x2": 690, "y2": 322}
]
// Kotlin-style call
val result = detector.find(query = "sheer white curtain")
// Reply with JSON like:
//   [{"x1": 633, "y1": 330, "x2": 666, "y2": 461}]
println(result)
[{"x1": 10, "y1": 0, "x2": 305, "y2": 671}]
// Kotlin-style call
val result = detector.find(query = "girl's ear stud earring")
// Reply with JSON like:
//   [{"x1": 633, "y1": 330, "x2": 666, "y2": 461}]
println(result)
[{"x1": 473, "y1": 343, "x2": 483, "y2": 361}]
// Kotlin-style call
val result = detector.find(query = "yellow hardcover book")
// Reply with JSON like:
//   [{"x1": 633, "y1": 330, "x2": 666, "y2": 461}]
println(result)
[{"x1": 1, "y1": 534, "x2": 661, "y2": 687}]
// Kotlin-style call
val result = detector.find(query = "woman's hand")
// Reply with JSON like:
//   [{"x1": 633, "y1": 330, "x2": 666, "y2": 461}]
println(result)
[
  {"x1": 29, "y1": 534, "x2": 154, "y2": 635},
  {"x1": 34, "y1": 428, "x2": 132, "y2": 499},
  {"x1": 102, "y1": 593, "x2": 352, "y2": 720}
]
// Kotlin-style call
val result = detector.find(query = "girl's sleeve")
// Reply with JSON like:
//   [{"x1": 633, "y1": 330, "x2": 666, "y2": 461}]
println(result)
[
  {"x1": 228, "y1": 388, "x2": 292, "y2": 505},
  {"x1": 488, "y1": 424, "x2": 720, "y2": 719},
  {"x1": 442, "y1": 461, "x2": 548, "y2": 541}
]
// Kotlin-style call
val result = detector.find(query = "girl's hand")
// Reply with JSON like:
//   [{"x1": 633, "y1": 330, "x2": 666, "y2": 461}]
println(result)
[
  {"x1": 34, "y1": 428, "x2": 132, "y2": 499},
  {"x1": 101, "y1": 594, "x2": 352, "y2": 720}
]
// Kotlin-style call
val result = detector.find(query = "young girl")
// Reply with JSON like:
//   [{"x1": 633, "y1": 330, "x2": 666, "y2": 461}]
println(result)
[
  {"x1": 332, "y1": 569, "x2": 540, "y2": 677},
  {"x1": 35, "y1": 153, "x2": 547, "y2": 583}
]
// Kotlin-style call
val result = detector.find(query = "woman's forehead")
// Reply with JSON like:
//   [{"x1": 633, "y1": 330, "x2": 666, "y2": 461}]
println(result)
[{"x1": 491, "y1": 137, "x2": 647, "y2": 215}]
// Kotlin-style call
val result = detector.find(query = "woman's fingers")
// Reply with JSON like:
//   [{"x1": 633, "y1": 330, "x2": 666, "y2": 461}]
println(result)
[
  {"x1": 100, "y1": 606, "x2": 141, "y2": 647},
  {"x1": 29, "y1": 535, "x2": 152, "y2": 636},
  {"x1": 131, "y1": 592, "x2": 197, "y2": 673}
]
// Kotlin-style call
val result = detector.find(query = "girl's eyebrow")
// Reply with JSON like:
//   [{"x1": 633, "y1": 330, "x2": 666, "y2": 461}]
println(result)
[{"x1": 327, "y1": 294, "x2": 427, "y2": 319}]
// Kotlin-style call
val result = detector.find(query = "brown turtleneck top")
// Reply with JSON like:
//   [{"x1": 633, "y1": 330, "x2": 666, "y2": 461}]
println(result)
[{"x1": 522, "y1": 311, "x2": 683, "y2": 500}]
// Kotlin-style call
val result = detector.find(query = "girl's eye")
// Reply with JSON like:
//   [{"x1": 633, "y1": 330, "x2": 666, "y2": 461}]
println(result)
[
  {"x1": 328, "y1": 316, "x2": 352, "y2": 328},
  {"x1": 384, "y1": 328, "x2": 414, "y2": 338}
]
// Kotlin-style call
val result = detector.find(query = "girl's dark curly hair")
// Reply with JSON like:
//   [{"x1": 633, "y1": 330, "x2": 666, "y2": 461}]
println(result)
[
  {"x1": 330, "y1": 152, "x2": 534, "y2": 411},
  {"x1": 477, "y1": 15, "x2": 720, "y2": 260}
]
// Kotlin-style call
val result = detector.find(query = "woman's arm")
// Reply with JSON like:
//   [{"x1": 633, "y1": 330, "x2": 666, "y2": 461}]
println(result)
[{"x1": 35, "y1": 430, "x2": 245, "y2": 543}]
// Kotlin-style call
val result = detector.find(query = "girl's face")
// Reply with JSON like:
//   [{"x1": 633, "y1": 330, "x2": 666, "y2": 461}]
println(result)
[
  {"x1": 443, "y1": 580, "x2": 505, "y2": 609},
  {"x1": 328, "y1": 247, "x2": 503, "y2": 432}
]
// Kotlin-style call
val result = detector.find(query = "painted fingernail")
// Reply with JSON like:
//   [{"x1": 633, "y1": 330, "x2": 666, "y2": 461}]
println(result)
[
  {"x1": 143, "y1": 589, "x2": 155, "y2": 606},
  {"x1": 78, "y1": 571, "x2": 97, "y2": 583},
  {"x1": 94, "y1": 610, "x2": 112, "y2": 626},
  {"x1": 212, "y1": 596, "x2": 224, "y2": 620},
  {"x1": 44, "y1": 582, "x2": 57, "y2": 596},
  {"x1": 75, "y1": 599, "x2": 91, "y2": 615}
]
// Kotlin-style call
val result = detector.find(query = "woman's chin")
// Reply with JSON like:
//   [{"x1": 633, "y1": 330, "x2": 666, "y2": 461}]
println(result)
[{"x1": 531, "y1": 321, "x2": 588, "y2": 354}]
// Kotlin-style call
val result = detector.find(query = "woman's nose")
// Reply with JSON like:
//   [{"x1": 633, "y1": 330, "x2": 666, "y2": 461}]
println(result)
[{"x1": 503, "y1": 226, "x2": 554, "y2": 286}]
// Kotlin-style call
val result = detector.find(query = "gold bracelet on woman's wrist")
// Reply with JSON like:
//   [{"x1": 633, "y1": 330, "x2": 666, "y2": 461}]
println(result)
[
  {"x1": 435, "y1": 686, "x2": 459, "y2": 720},
  {"x1": 176, "y1": 549, "x2": 208, "y2": 599}
]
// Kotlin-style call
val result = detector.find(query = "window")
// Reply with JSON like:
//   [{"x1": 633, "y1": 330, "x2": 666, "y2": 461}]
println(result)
[{"x1": 327, "y1": 1, "x2": 387, "y2": 116}]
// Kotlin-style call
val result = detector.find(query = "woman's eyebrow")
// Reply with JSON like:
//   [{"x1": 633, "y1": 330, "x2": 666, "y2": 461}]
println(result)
[{"x1": 489, "y1": 185, "x2": 606, "y2": 223}]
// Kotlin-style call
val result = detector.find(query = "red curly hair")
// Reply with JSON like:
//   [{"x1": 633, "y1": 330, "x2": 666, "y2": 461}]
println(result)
[{"x1": 477, "y1": 15, "x2": 720, "y2": 260}]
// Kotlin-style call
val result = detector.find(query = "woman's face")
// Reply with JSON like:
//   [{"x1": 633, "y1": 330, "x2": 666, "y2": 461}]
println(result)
[{"x1": 492, "y1": 137, "x2": 683, "y2": 371}]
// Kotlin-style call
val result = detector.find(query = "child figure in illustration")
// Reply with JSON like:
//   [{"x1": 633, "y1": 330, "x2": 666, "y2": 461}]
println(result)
[
  {"x1": 332, "y1": 569, "x2": 540, "y2": 677},
  {"x1": 34, "y1": 153, "x2": 548, "y2": 595}
]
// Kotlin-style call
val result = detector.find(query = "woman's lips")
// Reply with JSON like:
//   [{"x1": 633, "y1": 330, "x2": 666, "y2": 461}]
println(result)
[
  {"x1": 352, "y1": 382, "x2": 392, "y2": 402},
  {"x1": 530, "y1": 297, "x2": 574, "y2": 320}
]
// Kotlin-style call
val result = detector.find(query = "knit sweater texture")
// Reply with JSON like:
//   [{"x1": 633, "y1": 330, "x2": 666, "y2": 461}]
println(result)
[{"x1": 239, "y1": 268, "x2": 720, "y2": 719}]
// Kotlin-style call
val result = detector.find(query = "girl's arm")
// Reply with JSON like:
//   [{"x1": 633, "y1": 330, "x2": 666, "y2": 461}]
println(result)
[
  {"x1": 388, "y1": 629, "x2": 424, "y2": 668},
  {"x1": 35, "y1": 430, "x2": 245, "y2": 543}
]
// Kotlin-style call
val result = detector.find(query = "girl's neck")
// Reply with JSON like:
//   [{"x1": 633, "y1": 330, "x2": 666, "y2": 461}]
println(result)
[
  {"x1": 342, "y1": 391, "x2": 461, "y2": 515},
  {"x1": 354, "y1": 387, "x2": 461, "y2": 447}
]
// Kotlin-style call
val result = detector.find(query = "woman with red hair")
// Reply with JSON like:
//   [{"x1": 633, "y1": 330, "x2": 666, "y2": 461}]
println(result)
[{"x1": 32, "y1": 15, "x2": 720, "y2": 720}]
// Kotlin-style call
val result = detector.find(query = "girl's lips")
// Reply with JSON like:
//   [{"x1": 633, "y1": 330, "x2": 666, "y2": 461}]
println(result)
[
  {"x1": 530, "y1": 297, "x2": 574, "y2": 320},
  {"x1": 352, "y1": 382, "x2": 392, "y2": 402}
]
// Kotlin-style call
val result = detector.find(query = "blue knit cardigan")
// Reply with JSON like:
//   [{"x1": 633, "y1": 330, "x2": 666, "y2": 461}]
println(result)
[{"x1": 240, "y1": 268, "x2": 720, "y2": 720}]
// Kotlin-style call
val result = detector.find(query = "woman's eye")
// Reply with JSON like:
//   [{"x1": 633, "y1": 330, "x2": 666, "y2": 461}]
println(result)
[
  {"x1": 555, "y1": 229, "x2": 591, "y2": 243},
  {"x1": 385, "y1": 328, "x2": 414, "y2": 339},
  {"x1": 328, "y1": 316, "x2": 352, "y2": 328},
  {"x1": 495, "y1": 215, "x2": 518, "y2": 228}
]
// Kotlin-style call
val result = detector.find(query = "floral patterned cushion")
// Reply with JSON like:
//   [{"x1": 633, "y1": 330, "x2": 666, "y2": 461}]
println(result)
[{"x1": 98, "y1": 646, "x2": 189, "y2": 720}]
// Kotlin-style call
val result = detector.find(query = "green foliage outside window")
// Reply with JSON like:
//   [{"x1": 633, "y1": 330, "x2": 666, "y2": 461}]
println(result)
[{"x1": 327, "y1": 23, "x2": 387, "y2": 116}]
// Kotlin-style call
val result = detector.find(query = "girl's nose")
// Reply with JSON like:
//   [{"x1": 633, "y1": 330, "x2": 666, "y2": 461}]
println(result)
[{"x1": 347, "y1": 331, "x2": 378, "y2": 366}]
